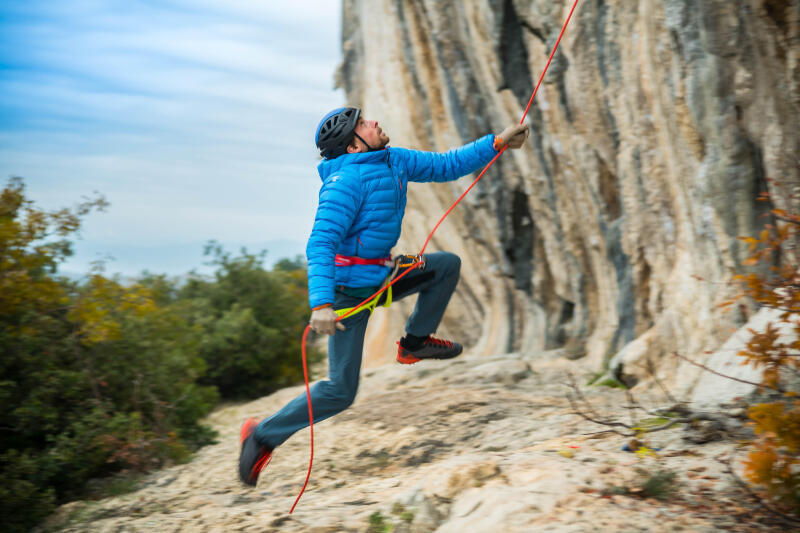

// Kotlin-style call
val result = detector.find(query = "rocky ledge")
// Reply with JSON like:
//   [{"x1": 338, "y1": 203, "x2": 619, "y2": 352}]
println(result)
[{"x1": 42, "y1": 351, "x2": 773, "y2": 532}]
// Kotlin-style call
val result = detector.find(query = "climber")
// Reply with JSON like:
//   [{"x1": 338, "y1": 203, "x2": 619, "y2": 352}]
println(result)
[{"x1": 238, "y1": 106, "x2": 529, "y2": 486}]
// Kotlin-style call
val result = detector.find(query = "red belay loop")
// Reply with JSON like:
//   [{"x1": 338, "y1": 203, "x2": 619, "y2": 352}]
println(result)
[
  {"x1": 334, "y1": 254, "x2": 394, "y2": 267},
  {"x1": 289, "y1": 0, "x2": 580, "y2": 514}
]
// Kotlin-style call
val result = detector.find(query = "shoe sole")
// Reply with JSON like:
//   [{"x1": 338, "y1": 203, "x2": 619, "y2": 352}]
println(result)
[
  {"x1": 239, "y1": 418, "x2": 271, "y2": 486},
  {"x1": 397, "y1": 353, "x2": 421, "y2": 364},
  {"x1": 396, "y1": 346, "x2": 463, "y2": 365}
]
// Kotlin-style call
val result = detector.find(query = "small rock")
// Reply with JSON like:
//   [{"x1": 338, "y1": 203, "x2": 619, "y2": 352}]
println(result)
[
  {"x1": 727, "y1": 407, "x2": 746, "y2": 418},
  {"x1": 683, "y1": 420, "x2": 725, "y2": 444},
  {"x1": 270, "y1": 515, "x2": 291, "y2": 527},
  {"x1": 563, "y1": 339, "x2": 586, "y2": 360},
  {"x1": 467, "y1": 360, "x2": 531, "y2": 384},
  {"x1": 442, "y1": 461, "x2": 501, "y2": 498},
  {"x1": 413, "y1": 498, "x2": 442, "y2": 531}
]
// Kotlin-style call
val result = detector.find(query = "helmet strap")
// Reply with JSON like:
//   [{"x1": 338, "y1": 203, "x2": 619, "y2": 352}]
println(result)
[{"x1": 353, "y1": 131, "x2": 375, "y2": 152}]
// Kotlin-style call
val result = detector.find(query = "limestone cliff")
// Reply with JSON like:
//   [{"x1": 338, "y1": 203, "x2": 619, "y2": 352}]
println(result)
[{"x1": 338, "y1": 0, "x2": 800, "y2": 384}]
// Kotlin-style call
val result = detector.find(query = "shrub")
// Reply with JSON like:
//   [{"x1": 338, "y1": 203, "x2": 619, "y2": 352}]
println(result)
[
  {"x1": 179, "y1": 244, "x2": 321, "y2": 399},
  {"x1": 1, "y1": 178, "x2": 319, "y2": 532},
  {"x1": 0, "y1": 178, "x2": 218, "y2": 532},
  {"x1": 725, "y1": 185, "x2": 800, "y2": 515}
]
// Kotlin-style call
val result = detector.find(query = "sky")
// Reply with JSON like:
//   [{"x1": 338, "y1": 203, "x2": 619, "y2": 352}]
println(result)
[{"x1": 0, "y1": 0, "x2": 344, "y2": 277}]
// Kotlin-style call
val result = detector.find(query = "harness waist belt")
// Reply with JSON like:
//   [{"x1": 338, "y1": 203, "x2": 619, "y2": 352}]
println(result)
[{"x1": 334, "y1": 254, "x2": 393, "y2": 267}]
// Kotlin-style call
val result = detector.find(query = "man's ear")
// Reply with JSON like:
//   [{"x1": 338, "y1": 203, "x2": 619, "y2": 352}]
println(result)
[{"x1": 346, "y1": 141, "x2": 360, "y2": 154}]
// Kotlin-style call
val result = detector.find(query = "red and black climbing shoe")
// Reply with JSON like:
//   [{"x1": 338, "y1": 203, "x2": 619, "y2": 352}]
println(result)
[
  {"x1": 396, "y1": 335, "x2": 463, "y2": 364},
  {"x1": 238, "y1": 418, "x2": 273, "y2": 487}
]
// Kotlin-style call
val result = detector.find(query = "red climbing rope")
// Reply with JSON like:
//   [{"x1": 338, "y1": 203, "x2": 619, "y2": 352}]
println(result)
[
  {"x1": 421, "y1": 0, "x2": 580, "y2": 254},
  {"x1": 290, "y1": 0, "x2": 580, "y2": 514},
  {"x1": 290, "y1": 260, "x2": 420, "y2": 514}
]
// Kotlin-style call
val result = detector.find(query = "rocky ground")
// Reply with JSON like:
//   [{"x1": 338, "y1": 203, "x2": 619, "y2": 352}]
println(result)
[{"x1": 42, "y1": 351, "x2": 783, "y2": 532}]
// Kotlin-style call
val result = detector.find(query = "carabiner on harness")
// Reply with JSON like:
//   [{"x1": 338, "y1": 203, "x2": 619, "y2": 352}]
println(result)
[{"x1": 388, "y1": 253, "x2": 425, "y2": 280}]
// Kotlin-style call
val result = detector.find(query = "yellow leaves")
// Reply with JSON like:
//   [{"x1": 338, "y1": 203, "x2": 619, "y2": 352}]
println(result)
[
  {"x1": 732, "y1": 199, "x2": 800, "y2": 511},
  {"x1": 743, "y1": 438, "x2": 800, "y2": 506},
  {"x1": 748, "y1": 403, "x2": 785, "y2": 437},
  {"x1": 1, "y1": 177, "x2": 106, "y2": 266},
  {"x1": 744, "y1": 401, "x2": 800, "y2": 503},
  {"x1": 0, "y1": 264, "x2": 66, "y2": 324},
  {"x1": 0, "y1": 178, "x2": 110, "y2": 330},
  {"x1": 634, "y1": 445, "x2": 659, "y2": 458},
  {"x1": 735, "y1": 214, "x2": 799, "y2": 279},
  {"x1": 718, "y1": 296, "x2": 742, "y2": 310},
  {"x1": 69, "y1": 276, "x2": 158, "y2": 346},
  {"x1": 743, "y1": 444, "x2": 778, "y2": 486},
  {"x1": 748, "y1": 400, "x2": 800, "y2": 454},
  {"x1": 763, "y1": 367, "x2": 781, "y2": 389}
]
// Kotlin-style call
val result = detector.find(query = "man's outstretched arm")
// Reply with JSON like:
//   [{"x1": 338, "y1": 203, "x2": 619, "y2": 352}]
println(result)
[{"x1": 399, "y1": 123, "x2": 529, "y2": 183}]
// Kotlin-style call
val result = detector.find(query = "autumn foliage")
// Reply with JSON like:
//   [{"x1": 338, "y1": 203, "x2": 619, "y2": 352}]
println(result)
[{"x1": 728, "y1": 185, "x2": 800, "y2": 514}]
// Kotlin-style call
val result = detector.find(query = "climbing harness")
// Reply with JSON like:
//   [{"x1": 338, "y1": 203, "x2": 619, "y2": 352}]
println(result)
[
  {"x1": 333, "y1": 254, "x2": 425, "y2": 319},
  {"x1": 290, "y1": 0, "x2": 580, "y2": 513}
]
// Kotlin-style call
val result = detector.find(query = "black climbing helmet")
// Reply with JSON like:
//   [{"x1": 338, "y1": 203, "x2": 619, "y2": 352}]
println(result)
[{"x1": 315, "y1": 107, "x2": 361, "y2": 159}]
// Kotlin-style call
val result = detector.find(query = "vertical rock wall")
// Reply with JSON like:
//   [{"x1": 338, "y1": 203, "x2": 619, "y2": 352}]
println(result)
[{"x1": 338, "y1": 0, "x2": 800, "y2": 379}]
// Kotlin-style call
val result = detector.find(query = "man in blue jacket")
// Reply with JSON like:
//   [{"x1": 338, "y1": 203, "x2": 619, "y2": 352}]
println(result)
[{"x1": 239, "y1": 107, "x2": 528, "y2": 486}]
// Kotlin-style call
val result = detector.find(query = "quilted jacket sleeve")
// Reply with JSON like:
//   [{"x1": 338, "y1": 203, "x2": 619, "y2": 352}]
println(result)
[
  {"x1": 306, "y1": 172, "x2": 362, "y2": 308},
  {"x1": 399, "y1": 134, "x2": 498, "y2": 183}
]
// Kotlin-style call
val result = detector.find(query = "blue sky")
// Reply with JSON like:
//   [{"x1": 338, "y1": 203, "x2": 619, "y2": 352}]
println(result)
[{"x1": 0, "y1": 0, "x2": 343, "y2": 276}]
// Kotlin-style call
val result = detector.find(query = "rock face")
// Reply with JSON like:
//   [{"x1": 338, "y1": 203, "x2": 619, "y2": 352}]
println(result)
[{"x1": 338, "y1": 0, "x2": 800, "y2": 384}]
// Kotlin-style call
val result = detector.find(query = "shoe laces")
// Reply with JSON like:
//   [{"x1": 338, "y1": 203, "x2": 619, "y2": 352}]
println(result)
[{"x1": 425, "y1": 335, "x2": 453, "y2": 349}]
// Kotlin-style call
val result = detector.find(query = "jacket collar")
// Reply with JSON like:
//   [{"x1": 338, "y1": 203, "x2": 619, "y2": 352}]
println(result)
[{"x1": 317, "y1": 149, "x2": 389, "y2": 180}]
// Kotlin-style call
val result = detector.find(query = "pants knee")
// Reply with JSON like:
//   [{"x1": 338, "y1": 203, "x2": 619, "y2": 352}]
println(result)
[
  {"x1": 440, "y1": 252, "x2": 461, "y2": 275},
  {"x1": 332, "y1": 394, "x2": 356, "y2": 414},
  {"x1": 328, "y1": 384, "x2": 357, "y2": 412}
]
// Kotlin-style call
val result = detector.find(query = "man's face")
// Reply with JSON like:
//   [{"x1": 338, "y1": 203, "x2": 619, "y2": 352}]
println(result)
[{"x1": 349, "y1": 117, "x2": 390, "y2": 153}]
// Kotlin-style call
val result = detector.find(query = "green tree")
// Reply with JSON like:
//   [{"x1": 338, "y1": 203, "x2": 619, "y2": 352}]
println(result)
[
  {"x1": 0, "y1": 178, "x2": 218, "y2": 532},
  {"x1": 180, "y1": 244, "x2": 319, "y2": 399}
]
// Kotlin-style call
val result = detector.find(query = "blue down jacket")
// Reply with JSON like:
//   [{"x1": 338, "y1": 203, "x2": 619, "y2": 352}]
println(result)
[{"x1": 306, "y1": 134, "x2": 498, "y2": 308}]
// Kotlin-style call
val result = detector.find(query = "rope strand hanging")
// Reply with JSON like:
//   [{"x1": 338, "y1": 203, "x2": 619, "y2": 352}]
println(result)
[{"x1": 290, "y1": 0, "x2": 580, "y2": 514}]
